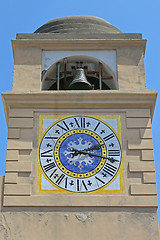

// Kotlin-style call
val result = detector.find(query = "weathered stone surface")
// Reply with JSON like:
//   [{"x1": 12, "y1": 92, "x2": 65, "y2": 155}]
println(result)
[
  {"x1": 126, "y1": 129, "x2": 140, "y2": 140},
  {"x1": 4, "y1": 184, "x2": 31, "y2": 196},
  {"x1": 130, "y1": 184, "x2": 157, "y2": 195},
  {"x1": 142, "y1": 150, "x2": 154, "y2": 161},
  {"x1": 7, "y1": 139, "x2": 32, "y2": 150},
  {"x1": 127, "y1": 118, "x2": 151, "y2": 128},
  {"x1": 5, "y1": 162, "x2": 32, "y2": 173},
  {"x1": 8, "y1": 129, "x2": 20, "y2": 139},
  {"x1": 12, "y1": 65, "x2": 41, "y2": 91},
  {"x1": 8, "y1": 118, "x2": 33, "y2": 128},
  {"x1": 143, "y1": 173, "x2": 156, "y2": 184},
  {"x1": 16, "y1": 32, "x2": 142, "y2": 40},
  {"x1": 0, "y1": 209, "x2": 159, "y2": 240},
  {"x1": 129, "y1": 161, "x2": 155, "y2": 172},
  {"x1": 6, "y1": 150, "x2": 19, "y2": 161},
  {"x1": 126, "y1": 109, "x2": 150, "y2": 118},
  {"x1": 9, "y1": 108, "x2": 34, "y2": 118},
  {"x1": 128, "y1": 139, "x2": 153, "y2": 150},
  {"x1": 140, "y1": 128, "x2": 152, "y2": 139},
  {"x1": 5, "y1": 173, "x2": 18, "y2": 184},
  {"x1": 3, "y1": 195, "x2": 158, "y2": 207}
]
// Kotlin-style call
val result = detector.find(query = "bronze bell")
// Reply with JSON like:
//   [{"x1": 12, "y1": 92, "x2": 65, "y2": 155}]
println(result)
[{"x1": 67, "y1": 68, "x2": 92, "y2": 90}]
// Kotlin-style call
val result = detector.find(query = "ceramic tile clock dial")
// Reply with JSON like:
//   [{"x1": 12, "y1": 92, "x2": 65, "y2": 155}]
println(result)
[{"x1": 37, "y1": 115, "x2": 124, "y2": 194}]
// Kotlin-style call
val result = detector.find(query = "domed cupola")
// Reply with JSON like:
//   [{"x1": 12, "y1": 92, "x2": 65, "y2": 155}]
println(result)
[{"x1": 35, "y1": 16, "x2": 122, "y2": 35}]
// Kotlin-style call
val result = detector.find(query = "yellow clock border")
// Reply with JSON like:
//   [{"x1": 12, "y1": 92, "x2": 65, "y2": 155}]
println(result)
[
  {"x1": 54, "y1": 129, "x2": 107, "y2": 178},
  {"x1": 37, "y1": 114, "x2": 124, "y2": 194}
]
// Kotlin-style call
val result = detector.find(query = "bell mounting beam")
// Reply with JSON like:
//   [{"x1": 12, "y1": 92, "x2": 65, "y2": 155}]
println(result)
[
  {"x1": 64, "y1": 58, "x2": 67, "y2": 88},
  {"x1": 56, "y1": 62, "x2": 60, "y2": 90},
  {"x1": 99, "y1": 62, "x2": 102, "y2": 90}
]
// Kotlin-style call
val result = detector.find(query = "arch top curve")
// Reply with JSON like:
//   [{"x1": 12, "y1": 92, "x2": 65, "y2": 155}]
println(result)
[{"x1": 42, "y1": 52, "x2": 118, "y2": 91}]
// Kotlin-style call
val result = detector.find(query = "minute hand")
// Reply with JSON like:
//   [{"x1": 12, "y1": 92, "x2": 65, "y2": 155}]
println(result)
[{"x1": 72, "y1": 148, "x2": 119, "y2": 163}]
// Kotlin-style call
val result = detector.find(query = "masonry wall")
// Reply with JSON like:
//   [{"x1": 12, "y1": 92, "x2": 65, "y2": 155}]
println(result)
[
  {"x1": 3, "y1": 107, "x2": 157, "y2": 205},
  {"x1": 12, "y1": 47, "x2": 41, "y2": 91},
  {"x1": 0, "y1": 106, "x2": 159, "y2": 239},
  {"x1": 117, "y1": 46, "x2": 146, "y2": 90},
  {"x1": 11, "y1": 44, "x2": 146, "y2": 92}
]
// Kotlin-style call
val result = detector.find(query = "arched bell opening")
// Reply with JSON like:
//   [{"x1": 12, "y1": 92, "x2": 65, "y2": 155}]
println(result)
[{"x1": 41, "y1": 56, "x2": 117, "y2": 91}]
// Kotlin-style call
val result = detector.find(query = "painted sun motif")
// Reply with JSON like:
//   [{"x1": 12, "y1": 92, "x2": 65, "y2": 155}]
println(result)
[{"x1": 63, "y1": 137, "x2": 95, "y2": 169}]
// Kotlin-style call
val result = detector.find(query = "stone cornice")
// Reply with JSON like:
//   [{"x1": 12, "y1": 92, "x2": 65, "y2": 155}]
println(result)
[
  {"x1": 2, "y1": 90, "x2": 157, "y2": 122},
  {"x1": 11, "y1": 39, "x2": 147, "y2": 58},
  {"x1": 16, "y1": 33, "x2": 142, "y2": 40}
]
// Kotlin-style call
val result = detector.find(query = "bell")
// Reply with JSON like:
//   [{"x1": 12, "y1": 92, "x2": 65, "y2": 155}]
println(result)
[{"x1": 67, "y1": 68, "x2": 92, "y2": 90}]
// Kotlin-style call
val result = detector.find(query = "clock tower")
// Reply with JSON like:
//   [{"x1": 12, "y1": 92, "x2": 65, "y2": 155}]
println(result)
[{"x1": 1, "y1": 16, "x2": 159, "y2": 239}]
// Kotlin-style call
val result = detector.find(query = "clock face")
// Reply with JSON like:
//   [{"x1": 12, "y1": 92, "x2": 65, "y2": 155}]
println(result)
[{"x1": 39, "y1": 116, "x2": 122, "y2": 193}]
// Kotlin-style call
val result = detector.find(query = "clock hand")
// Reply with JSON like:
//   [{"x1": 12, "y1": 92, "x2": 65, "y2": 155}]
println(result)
[
  {"x1": 70, "y1": 149, "x2": 79, "y2": 158},
  {"x1": 70, "y1": 143, "x2": 106, "y2": 158},
  {"x1": 83, "y1": 143, "x2": 105, "y2": 151},
  {"x1": 71, "y1": 148, "x2": 119, "y2": 163}
]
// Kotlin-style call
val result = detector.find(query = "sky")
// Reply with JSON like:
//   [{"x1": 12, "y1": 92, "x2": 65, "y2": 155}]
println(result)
[{"x1": 0, "y1": 0, "x2": 160, "y2": 227}]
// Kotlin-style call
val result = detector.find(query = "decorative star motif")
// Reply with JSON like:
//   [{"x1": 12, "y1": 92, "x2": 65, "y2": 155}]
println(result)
[
  {"x1": 100, "y1": 130, "x2": 105, "y2": 134},
  {"x1": 69, "y1": 122, "x2": 74, "y2": 127},
  {"x1": 55, "y1": 130, "x2": 60, "y2": 134},
  {"x1": 109, "y1": 143, "x2": 114, "y2": 147},
  {"x1": 47, "y1": 143, "x2": 52, "y2": 147},
  {"x1": 86, "y1": 122, "x2": 91, "y2": 127},
  {"x1": 69, "y1": 180, "x2": 74, "y2": 186},
  {"x1": 54, "y1": 174, "x2": 59, "y2": 179},
  {"x1": 102, "y1": 172, "x2": 107, "y2": 177},
  {"x1": 46, "y1": 159, "x2": 52, "y2": 163},
  {"x1": 88, "y1": 180, "x2": 92, "y2": 186}
]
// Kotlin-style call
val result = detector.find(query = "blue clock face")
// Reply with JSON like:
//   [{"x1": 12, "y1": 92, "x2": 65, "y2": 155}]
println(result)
[
  {"x1": 59, "y1": 133, "x2": 102, "y2": 174},
  {"x1": 39, "y1": 116, "x2": 122, "y2": 193}
]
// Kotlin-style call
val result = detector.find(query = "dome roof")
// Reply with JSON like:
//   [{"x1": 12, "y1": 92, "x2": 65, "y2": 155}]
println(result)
[{"x1": 35, "y1": 16, "x2": 122, "y2": 34}]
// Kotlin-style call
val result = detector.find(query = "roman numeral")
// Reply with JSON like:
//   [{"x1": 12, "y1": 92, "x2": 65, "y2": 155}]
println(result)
[
  {"x1": 103, "y1": 163, "x2": 117, "y2": 176},
  {"x1": 80, "y1": 117, "x2": 85, "y2": 128},
  {"x1": 103, "y1": 133, "x2": 114, "y2": 142},
  {"x1": 41, "y1": 149, "x2": 53, "y2": 157},
  {"x1": 49, "y1": 169, "x2": 57, "y2": 178},
  {"x1": 76, "y1": 180, "x2": 88, "y2": 191},
  {"x1": 57, "y1": 121, "x2": 69, "y2": 131},
  {"x1": 56, "y1": 174, "x2": 65, "y2": 185},
  {"x1": 95, "y1": 176, "x2": 105, "y2": 184},
  {"x1": 94, "y1": 122, "x2": 100, "y2": 131},
  {"x1": 43, "y1": 162, "x2": 56, "y2": 172},
  {"x1": 65, "y1": 177, "x2": 68, "y2": 189},
  {"x1": 77, "y1": 179, "x2": 80, "y2": 191},
  {"x1": 74, "y1": 118, "x2": 80, "y2": 128},
  {"x1": 82, "y1": 180, "x2": 88, "y2": 191},
  {"x1": 108, "y1": 150, "x2": 120, "y2": 156},
  {"x1": 74, "y1": 117, "x2": 86, "y2": 128},
  {"x1": 45, "y1": 136, "x2": 58, "y2": 139}
]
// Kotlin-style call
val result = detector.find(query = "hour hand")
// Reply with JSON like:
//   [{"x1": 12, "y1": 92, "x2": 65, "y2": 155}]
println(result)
[
  {"x1": 71, "y1": 148, "x2": 119, "y2": 163},
  {"x1": 84, "y1": 143, "x2": 105, "y2": 151},
  {"x1": 108, "y1": 157, "x2": 119, "y2": 163},
  {"x1": 70, "y1": 149, "x2": 79, "y2": 158}
]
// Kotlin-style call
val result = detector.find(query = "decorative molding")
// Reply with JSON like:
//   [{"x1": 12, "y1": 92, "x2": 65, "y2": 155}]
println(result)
[
  {"x1": 11, "y1": 39, "x2": 147, "y2": 56},
  {"x1": 2, "y1": 91, "x2": 157, "y2": 123},
  {"x1": 3, "y1": 195, "x2": 158, "y2": 207}
]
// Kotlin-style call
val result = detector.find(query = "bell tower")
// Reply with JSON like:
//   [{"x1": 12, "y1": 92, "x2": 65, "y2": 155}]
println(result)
[{"x1": 1, "y1": 16, "x2": 159, "y2": 239}]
